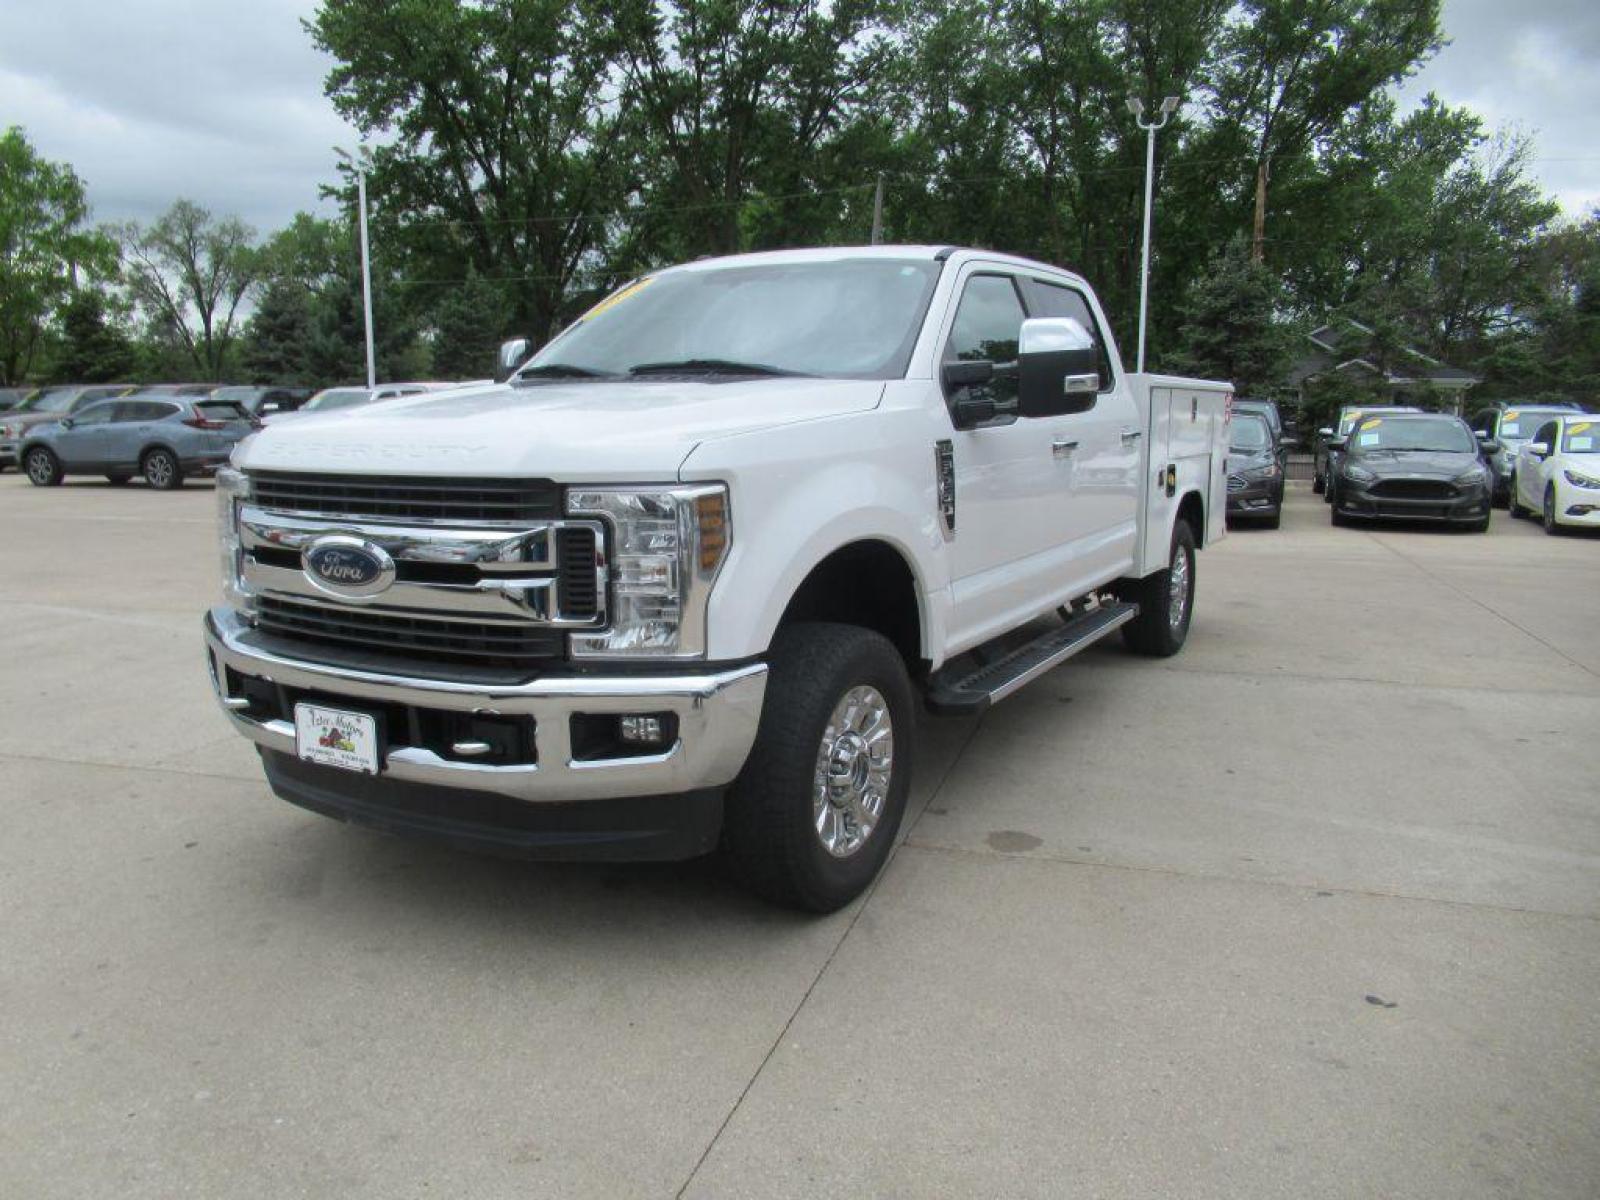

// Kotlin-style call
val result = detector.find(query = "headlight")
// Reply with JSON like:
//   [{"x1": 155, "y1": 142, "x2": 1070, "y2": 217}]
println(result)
[
  {"x1": 216, "y1": 467, "x2": 252, "y2": 609},
  {"x1": 1564, "y1": 469, "x2": 1600, "y2": 490},
  {"x1": 1342, "y1": 463, "x2": 1376, "y2": 483},
  {"x1": 1252, "y1": 462, "x2": 1280, "y2": 479},
  {"x1": 566, "y1": 484, "x2": 730, "y2": 659},
  {"x1": 1453, "y1": 466, "x2": 1488, "y2": 486}
]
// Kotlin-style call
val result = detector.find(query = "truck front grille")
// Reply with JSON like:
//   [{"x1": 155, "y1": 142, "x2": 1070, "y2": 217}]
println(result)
[
  {"x1": 254, "y1": 596, "x2": 564, "y2": 667},
  {"x1": 250, "y1": 472, "x2": 561, "y2": 524}
]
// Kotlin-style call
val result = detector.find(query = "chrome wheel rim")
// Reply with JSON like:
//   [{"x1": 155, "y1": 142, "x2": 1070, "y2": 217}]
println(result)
[
  {"x1": 1168, "y1": 546, "x2": 1191, "y2": 634},
  {"x1": 813, "y1": 684, "x2": 893, "y2": 859},
  {"x1": 146, "y1": 454, "x2": 172, "y2": 486},
  {"x1": 26, "y1": 452, "x2": 52, "y2": 484}
]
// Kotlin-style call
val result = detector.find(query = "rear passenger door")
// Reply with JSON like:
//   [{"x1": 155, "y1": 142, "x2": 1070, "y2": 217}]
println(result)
[
  {"x1": 110, "y1": 401, "x2": 180, "y2": 467},
  {"x1": 1016, "y1": 276, "x2": 1142, "y2": 570}
]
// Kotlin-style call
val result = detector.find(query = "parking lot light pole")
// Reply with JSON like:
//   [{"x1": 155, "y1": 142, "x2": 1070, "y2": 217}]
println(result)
[
  {"x1": 1127, "y1": 95, "x2": 1179, "y2": 375},
  {"x1": 335, "y1": 147, "x2": 377, "y2": 388}
]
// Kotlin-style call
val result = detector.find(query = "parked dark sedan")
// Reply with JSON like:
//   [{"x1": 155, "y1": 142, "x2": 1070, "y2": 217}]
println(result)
[
  {"x1": 19, "y1": 394, "x2": 257, "y2": 489},
  {"x1": 1226, "y1": 412, "x2": 1285, "y2": 528},
  {"x1": 1328, "y1": 412, "x2": 1493, "y2": 531}
]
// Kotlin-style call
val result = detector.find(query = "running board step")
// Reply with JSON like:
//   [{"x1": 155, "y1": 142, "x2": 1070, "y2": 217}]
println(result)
[{"x1": 925, "y1": 602, "x2": 1138, "y2": 716}]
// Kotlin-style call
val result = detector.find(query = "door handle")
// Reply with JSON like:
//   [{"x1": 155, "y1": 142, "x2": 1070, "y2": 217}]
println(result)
[
  {"x1": 1052, "y1": 438, "x2": 1079, "y2": 459},
  {"x1": 1121, "y1": 429, "x2": 1143, "y2": 444}
]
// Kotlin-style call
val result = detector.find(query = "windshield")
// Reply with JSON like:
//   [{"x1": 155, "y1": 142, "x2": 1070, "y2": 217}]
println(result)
[
  {"x1": 1498, "y1": 409, "x2": 1569, "y2": 441},
  {"x1": 1350, "y1": 416, "x2": 1475, "y2": 453},
  {"x1": 1229, "y1": 415, "x2": 1271, "y2": 453},
  {"x1": 304, "y1": 388, "x2": 372, "y2": 412},
  {"x1": 524, "y1": 259, "x2": 943, "y2": 381},
  {"x1": 14, "y1": 387, "x2": 76, "y2": 414},
  {"x1": 1561, "y1": 419, "x2": 1598, "y2": 453}
]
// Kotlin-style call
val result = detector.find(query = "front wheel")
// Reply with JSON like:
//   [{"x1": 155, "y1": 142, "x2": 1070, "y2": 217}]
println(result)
[
  {"x1": 24, "y1": 446, "x2": 62, "y2": 486},
  {"x1": 1121, "y1": 520, "x2": 1196, "y2": 657},
  {"x1": 142, "y1": 448, "x2": 182, "y2": 490},
  {"x1": 722, "y1": 623, "x2": 914, "y2": 912},
  {"x1": 1543, "y1": 486, "x2": 1563, "y2": 535}
]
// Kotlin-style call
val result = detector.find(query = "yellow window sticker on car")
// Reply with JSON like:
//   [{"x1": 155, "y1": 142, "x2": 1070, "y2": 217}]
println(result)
[
  {"x1": 1569, "y1": 421, "x2": 1592, "y2": 434},
  {"x1": 581, "y1": 277, "x2": 654, "y2": 322},
  {"x1": 1360, "y1": 417, "x2": 1382, "y2": 428},
  {"x1": 1504, "y1": 410, "x2": 1520, "y2": 419}
]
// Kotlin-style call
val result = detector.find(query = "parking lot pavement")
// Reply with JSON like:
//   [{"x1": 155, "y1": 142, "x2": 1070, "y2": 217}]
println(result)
[{"x1": 2, "y1": 475, "x2": 1597, "y2": 1199}]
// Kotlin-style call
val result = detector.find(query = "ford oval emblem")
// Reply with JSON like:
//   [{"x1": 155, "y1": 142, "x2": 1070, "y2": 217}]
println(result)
[{"x1": 303, "y1": 536, "x2": 396, "y2": 599}]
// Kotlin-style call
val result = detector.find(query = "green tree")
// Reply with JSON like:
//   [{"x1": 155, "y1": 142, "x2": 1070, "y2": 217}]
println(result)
[
  {"x1": 1169, "y1": 237, "x2": 1299, "y2": 394},
  {"x1": 51, "y1": 289, "x2": 136, "y2": 382},
  {"x1": 118, "y1": 199, "x2": 262, "y2": 380},
  {"x1": 309, "y1": 0, "x2": 639, "y2": 340},
  {"x1": 0, "y1": 127, "x2": 117, "y2": 384},
  {"x1": 242, "y1": 279, "x2": 317, "y2": 384},
  {"x1": 430, "y1": 272, "x2": 507, "y2": 379}
]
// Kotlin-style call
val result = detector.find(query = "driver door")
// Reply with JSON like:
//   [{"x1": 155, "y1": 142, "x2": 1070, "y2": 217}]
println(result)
[{"x1": 52, "y1": 400, "x2": 118, "y2": 466}]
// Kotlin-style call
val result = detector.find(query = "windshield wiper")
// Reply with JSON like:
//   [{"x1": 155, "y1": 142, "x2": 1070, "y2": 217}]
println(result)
[
  {"x1": 627, "y1": 358, "x2": 809, "y2": 378},
  {"x1": 515, "y1": 362, "x2": 614, "y2": 380}
]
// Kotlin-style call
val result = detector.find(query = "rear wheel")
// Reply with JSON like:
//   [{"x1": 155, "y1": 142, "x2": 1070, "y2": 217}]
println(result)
[
  {"x1": 1121, "y1": 520, "x2": 1196, "y2": 658},
  {"x1": 1507, "y1": 474, "x2": 1527, "y2": 518},
  {"x1": 722, "y1": 622, "x2": 913, "y2": 912},
  {"x1": 141, "y1": 448, "x2": 182, "y2": 490},
  {"x1": 24, "y1": 446, "x2": 62, "y2": 486}
]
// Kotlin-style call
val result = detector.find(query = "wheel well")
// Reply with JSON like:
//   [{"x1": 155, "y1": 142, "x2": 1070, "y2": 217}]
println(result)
[
  {"x1": 1177, "y1": 490, "x2": 1204, "y2": 543},
  {"x1": 777, "y1": 540, "x2": 924, "y2": 670},
  {"x1": 141, "y1": 444, "x2": 178, "y2": 465}
]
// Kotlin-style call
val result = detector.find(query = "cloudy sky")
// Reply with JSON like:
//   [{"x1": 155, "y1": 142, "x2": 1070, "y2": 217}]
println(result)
[{"x1": 2, "y1": 0, "x2": 1597, "y2": 234}]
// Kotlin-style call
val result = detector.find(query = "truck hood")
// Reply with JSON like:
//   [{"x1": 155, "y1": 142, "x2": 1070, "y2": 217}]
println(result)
[{"x1": 235, "y1": 378, "x2": 885, "y2": 479}]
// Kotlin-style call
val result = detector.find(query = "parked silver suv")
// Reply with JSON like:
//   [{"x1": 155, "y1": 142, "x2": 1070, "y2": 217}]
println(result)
[
  {"x1": 0, "y1": 384, "x2": 134, "y2": 469},
  {"x1": 19, "y1": 394, "x2": 257, "y2": 489}
]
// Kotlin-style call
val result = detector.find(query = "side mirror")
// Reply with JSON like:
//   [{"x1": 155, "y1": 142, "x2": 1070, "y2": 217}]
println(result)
[
  {"x1": 1317, "y1": 427, "x2": 1333, "y2": 439},
  {"x1": 1328, "y1": 436, "x2": 1347, "y2": 451},
  {"x1": 496, "y1": 336, "x2": 532, "y2": 383},
  {"x1": 1528, "y1": 441, "x2": 1550, "y2": 458},
  {"x1": 1017, "y1": 317, "x2": 1098, "y2": 418},
  {"x1": 1477, "y1": 436, "x2": 1500, "y2": 453},
  {"x1": 59, "y1": 417, "x2": 75, "y2": 430},
  {"x1": 1472, "y1": 429, "x2": 1489, "y2": 439},
  {"x1": 953, "y1": 396, "x2": 997, "y2": 426},
  {"x1": 942, "y1": 359, "x2": 994, "y2": 391}
]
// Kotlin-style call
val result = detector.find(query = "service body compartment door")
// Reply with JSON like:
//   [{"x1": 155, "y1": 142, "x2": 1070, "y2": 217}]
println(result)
[{"x1": 1134, "y1": 377, "x2": 1231, "y2": 576}]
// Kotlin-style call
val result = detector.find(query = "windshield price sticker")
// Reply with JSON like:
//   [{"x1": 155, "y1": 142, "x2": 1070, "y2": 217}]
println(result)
[
  {"x1": 580, "y1": 277, "x2": 655, "y2": 323},
  {"x1": 1570, "y1": 421, "x2": 1592, "y2": 434},
  {"x1": 1570, "y1": 436, "x2": 1594, "y2": 451},
  {"x1": 1357, "y1": 432, "x2": 1380, "y2": 446}
]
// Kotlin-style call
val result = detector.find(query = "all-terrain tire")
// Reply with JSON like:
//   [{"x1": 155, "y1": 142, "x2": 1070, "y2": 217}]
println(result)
[
  {"x1": 722, "y1": 622, "x2": 914, "y2": 913},
  {"x1": 1120, "y1": 519, "x2": 1197, "y2": 658}
]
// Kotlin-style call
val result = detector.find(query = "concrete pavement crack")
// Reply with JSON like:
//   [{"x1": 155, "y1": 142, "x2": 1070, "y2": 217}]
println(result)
[
  {"x1": 898, "y1": 838, "x2": 1600, "y2": 922},
  {"x1": 670, "y1": 715, "x2": 985, "y2": 1199},
  {"x1": 1365, "y1": 530, "x2": 1599, "y2": 681}
]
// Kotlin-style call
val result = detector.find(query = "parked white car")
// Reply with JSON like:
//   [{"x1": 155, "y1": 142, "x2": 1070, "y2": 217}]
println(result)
[
  {"x1": 1509, "y1": 413, "x2": 1600, "y2": 532},
  {"x1": 262, "y1": 383, "x2": 434, "y2": 425},
  {"x1": 204, "y1": 245, "x2": 1232, "y2": 910}
]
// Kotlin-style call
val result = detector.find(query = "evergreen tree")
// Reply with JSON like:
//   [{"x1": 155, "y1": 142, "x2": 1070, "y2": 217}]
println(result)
[
  {"x1": 52, "y1": 289, "x2": 135, "y2": 382},
  {"x1": 429, "y1": 273, "x2": 507, "y2": 380},
  {"x1": 1169, "y1": 237, "x2": 1299, "y2": 396},
  {"x1": 242, "y1": 280, "x2": 315, "y2": 383}
]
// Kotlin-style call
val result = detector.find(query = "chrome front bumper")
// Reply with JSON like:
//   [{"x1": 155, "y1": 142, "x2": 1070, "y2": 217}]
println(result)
[{"x1": 203, "y1": 608, "x2": 767, "y2": 803}]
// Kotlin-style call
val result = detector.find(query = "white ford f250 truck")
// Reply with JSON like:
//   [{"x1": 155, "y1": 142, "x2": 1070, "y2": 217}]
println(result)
[{"x1": 204, "y1": 246, "x2": 1230, "y2": 910}]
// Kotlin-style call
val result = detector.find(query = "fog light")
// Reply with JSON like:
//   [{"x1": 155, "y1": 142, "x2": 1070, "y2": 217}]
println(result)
[{"x1": 620, "y1": 715, "x2": 666, "y2": 745}]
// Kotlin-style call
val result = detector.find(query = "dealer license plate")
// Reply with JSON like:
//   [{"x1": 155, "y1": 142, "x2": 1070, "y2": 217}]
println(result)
[{"x1": 294, "y1": 703, "x2": 380, "y2": 775}]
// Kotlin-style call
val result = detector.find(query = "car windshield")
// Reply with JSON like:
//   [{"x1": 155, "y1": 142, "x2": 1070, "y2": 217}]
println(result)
[
  {"x1": 522, "y1": 258, "x2": 943, "y2": 381},
  {"x1": 1229, "y1": 415, "x2": 1271, "y2": 452},
  {"x1": 1560, "y1": 420, "x2": 1598, "y2": 453},
  {"x1": 1350, "y1": 416, "x2": 1474, "y2": 453},
  {"x1": 13, "y1": 387, "x2": 76, "y2": 414},
  {"x1": 1497, "y1": 409, "x2": 1569, "y2": 441},
  {"x1": 303, "y1": 388, "x2": 372, "y2": 412}
]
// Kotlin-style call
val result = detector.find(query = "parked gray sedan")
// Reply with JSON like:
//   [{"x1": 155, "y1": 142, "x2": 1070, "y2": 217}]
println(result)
[{"x1": 19, "y1": 394, "x2": 258, "y2": 489}]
